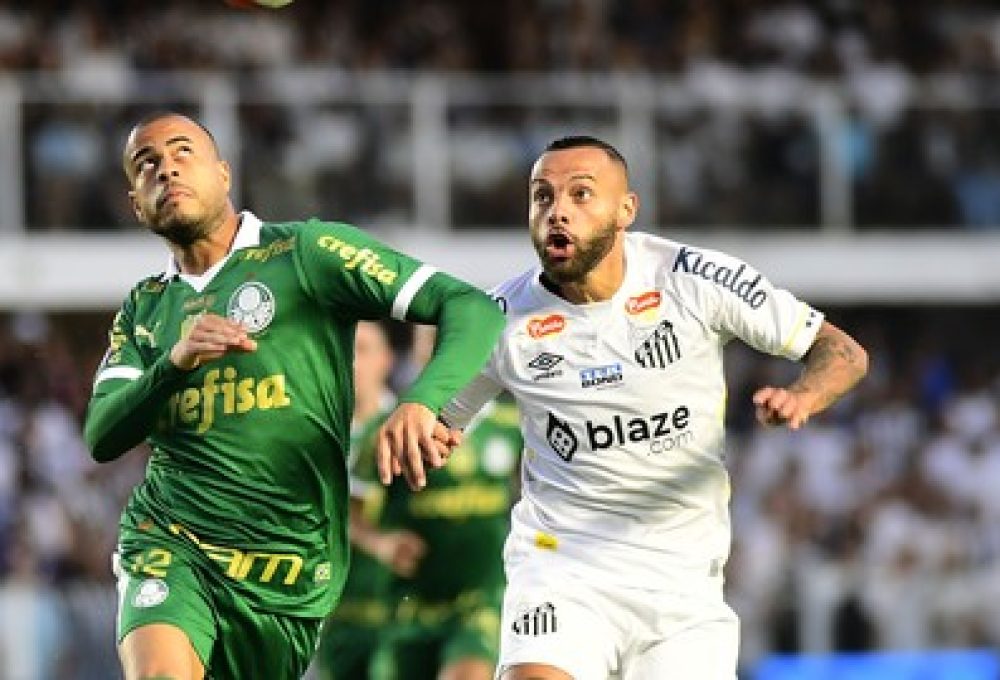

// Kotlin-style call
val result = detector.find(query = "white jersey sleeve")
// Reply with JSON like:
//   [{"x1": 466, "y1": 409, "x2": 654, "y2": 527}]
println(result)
[
  {"x1": 670, "y1": 242, "x2": 823, "y2": 360},
  {"x1": 446, "y1": 233, "x2": 824, "y2": 590},
  {"x1": 440, "y1": 371, "x2": 504, "y2": 429}
]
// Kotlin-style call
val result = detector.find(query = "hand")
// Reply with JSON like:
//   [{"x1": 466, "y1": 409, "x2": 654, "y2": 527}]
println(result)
[
  {"x1": 169, "y1": 313, "x2": 257, "y2": 371},
  {"x1": 376, "y1": 403, "x2": 453, "y2": 490},
  {"x1": 752, "y1": 386, "x2": 817, "y2": 430},
  {"x1": 433, "y1": 420, "x2": 463, "y2": 451},
  {"x1": 371, "y1": 530, "x2": 426, "y2": 578}
]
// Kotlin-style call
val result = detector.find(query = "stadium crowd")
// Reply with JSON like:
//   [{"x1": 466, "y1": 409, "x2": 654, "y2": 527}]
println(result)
[
  {"x1": 4, "y1": 0, "x2": 1000, "y2": 231},
  {"x1": 0, "y1": 306, "x2": 999, "y2": 678}
]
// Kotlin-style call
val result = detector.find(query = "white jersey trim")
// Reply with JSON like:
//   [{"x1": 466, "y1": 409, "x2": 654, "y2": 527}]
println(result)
[
  {"x1": 782, "y1": 303, "x2": 823, "y2": 359},
  {"x1": 112, "y1": 551, "x2": 129, "y2": 630},
  {"x1": 391, "y1": 264, "x2": 437, "y2": 321},
  {"x1": 94, "y1": 366, "x2": 142, "y2": 386}
]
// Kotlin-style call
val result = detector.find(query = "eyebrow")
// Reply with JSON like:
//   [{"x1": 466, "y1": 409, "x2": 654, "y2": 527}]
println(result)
[
  {"x1": 129, "y1": 135, "x2": 195, "y2": 165},
  {"x1": 530, "y1": 173, "x2": 597, "y2": 184}
]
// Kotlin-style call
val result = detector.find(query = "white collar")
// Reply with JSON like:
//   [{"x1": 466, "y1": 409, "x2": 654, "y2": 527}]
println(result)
[{"x1": 161, "y1": 211, "x2": 263, "y2": 282}]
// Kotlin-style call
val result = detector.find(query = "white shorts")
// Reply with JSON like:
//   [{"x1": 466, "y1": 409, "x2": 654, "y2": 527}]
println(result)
[{"x1": 497, "y1": 555, "x2": 739, "y2": 680}]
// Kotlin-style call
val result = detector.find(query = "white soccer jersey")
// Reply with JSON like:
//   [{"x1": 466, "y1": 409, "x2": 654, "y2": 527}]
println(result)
[{"x1": 442, "y1": 231, "x2": 823, "y2": 589}]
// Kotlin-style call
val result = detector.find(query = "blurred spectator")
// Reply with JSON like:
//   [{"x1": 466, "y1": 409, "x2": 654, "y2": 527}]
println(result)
[
  {"x1": 0, "y1": 528, "x2": 69, "y2": 680},
  {"x1": 5, "y1": 0, "x2": 1000, "y2": 231}
]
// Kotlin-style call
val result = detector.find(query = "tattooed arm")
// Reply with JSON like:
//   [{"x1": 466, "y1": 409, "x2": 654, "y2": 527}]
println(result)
[{"x1": 752, "y1": 321, "x2": 868, "y2": 430}]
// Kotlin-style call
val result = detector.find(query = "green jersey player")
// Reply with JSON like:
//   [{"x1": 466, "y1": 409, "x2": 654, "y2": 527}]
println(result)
[{"x1": 84, "y1": 112, "x2": 505, "y2": 680}]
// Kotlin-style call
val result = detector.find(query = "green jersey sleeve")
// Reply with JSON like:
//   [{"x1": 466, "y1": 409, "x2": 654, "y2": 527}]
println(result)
[
  {"x1": 84, "y1": 287, "x2": 189, "y2": 462},
  {"x1": 399, "y1": 273, "x2": 506, "y2": 412},
  {"x1": 294, "y1": 220, "x2": 429, "y2": 321},
  {"x1": 295, "y1": 220, "x2": 505, "y2": 413}
]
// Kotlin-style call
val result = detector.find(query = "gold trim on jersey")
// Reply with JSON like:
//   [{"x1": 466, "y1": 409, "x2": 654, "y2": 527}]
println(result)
[
  {"x1": 781, "y1": 302, "x2": 809, "y2": 355},
  {"x1": 169, "y1": 523, "x2": 305, "y2": 586}
]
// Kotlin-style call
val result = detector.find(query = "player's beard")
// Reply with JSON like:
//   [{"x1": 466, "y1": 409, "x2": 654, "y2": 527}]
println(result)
[
  {"x1": 149, "y1": 198, "x2": 226, "y2": 247},
  {"x1": 534, "y1": 219, "x2": 618, "y2": 285}
]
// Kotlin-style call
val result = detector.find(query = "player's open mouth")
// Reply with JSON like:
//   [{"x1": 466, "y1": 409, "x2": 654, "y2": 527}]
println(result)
[{"x1": 545, "y1": 232, "x2": 574, "y2": 260}]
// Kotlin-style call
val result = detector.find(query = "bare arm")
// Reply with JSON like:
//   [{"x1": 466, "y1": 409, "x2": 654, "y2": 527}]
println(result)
[
  {"x1": 753, "y1": 320, "x2": 868, "y2": 430},
  {"x1": 347, "y1": 498, "x2": 426, "y2": 577}
]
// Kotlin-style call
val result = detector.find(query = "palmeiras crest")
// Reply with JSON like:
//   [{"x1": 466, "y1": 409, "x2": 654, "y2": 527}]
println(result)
[{"x1": 227, "y1": 281, "x2": 276, "y2": 333}]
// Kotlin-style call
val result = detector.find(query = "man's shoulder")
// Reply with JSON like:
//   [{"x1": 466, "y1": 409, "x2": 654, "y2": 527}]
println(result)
[
  {"x1": 258, "y1": 219, "x2": 307, "y2": 237},
  {"x1": 258, "y1": 217, "x2": 365, "y2": 242},
  {"x1": 257, "y1": 217, "x2": 328, "y2": 244},
  {"x1": 109, "y1": 273, "x2": 173, "y2": 326},
  {"x1": 489, "y1": 268, "x2": 541, "y2": 315},
  {"x1": 630, "y1": 232, "x2": 753, "y2": 286},
  {"x1": 627, "y1": 231, "x2": 724, "y2": 270},
  {"x1": 128, "y1": 273, "x2": 170, "y2": 300}
]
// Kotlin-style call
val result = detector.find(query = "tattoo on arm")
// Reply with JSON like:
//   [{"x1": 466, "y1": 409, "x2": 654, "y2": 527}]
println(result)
[{"x1": 793, "y1": 326, "x2": 867, "y2": 412}]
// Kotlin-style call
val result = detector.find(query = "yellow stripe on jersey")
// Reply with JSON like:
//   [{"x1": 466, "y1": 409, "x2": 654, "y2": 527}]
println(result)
[
  {"x1": 781, "y1": 302, "x2": 809, "y2": 355},
  {"x1": 534, "y1": 532, "x2": 559, "y2": 551},
  {"x1": 715, "y1": 385, "x2": 728, "y2": 426}
]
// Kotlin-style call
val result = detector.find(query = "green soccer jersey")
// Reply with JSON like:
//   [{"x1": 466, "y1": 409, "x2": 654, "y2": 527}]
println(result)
[
  {"x1": 84, "y1": 213, "x2": 505, "y2": 618},
  {"x1": 377, "y1": 399, "x2": 522, "y2": 601}
]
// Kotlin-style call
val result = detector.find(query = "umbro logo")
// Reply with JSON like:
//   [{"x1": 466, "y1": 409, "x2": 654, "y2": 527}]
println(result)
[
  {"x1": 528, "y1": 352, "x2": 563, "y2": 371},
  {"x1": 512, "y1": 602, "x2": 558, "y2": 636},
  {"x1": 528, "y1": 352, "x2": 564, "y2": 381}
]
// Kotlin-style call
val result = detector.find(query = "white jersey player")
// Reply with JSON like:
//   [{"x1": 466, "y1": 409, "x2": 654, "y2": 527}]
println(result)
[{"x1": 430, "y1": 137, "x2": 868, "y2": 680}]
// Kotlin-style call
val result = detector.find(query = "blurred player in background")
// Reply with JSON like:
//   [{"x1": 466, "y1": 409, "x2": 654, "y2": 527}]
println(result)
[
  {"x1": 360, "y1": 325, "x2": 522, "y2": 680},
  {"x1": 316, "y1": 320, "x2": 425, "y2": 679},
  {"x1": 428, "y1": 136, "x2": 869, "y2": 680},
  {"x1": 83, "y1": 112, "x2": 504, "y2": 680}
]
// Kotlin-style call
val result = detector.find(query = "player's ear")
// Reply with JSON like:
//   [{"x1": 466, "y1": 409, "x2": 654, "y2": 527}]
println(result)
[
  {"x1": 618, "y1": 191, "x2": 638, "y2": 230},
  {"x1": 219, "y1": 160, "x2": 232, "y2": 191},
  {"x1": 128, "y1": 189, "x2": 143, "y2": 221}
]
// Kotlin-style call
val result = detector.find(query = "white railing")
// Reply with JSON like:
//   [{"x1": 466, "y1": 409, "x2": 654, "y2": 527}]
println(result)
[
  {"x1": 1, "y1": 69, "x2": 999, "y2": 307},
  {"x1": 0, "y1": 70, "x2": 861, "y2": 233}
]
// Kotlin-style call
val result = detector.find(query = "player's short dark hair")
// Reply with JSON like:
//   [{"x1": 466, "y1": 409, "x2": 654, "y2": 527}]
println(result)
[{"x1": 544, "y1": 136, "x2": 628, "y2": 175}]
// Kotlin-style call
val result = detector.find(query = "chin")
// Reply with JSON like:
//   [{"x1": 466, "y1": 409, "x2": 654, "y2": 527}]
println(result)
[
  {"x1": 154, "y1": 216, "x2": 206, "y2": 245},
  {"x1": 544, "y1": 263, "x2": 582, "y2": 284}
]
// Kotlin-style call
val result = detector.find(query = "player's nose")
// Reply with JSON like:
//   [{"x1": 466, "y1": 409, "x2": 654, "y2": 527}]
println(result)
[
  {"x1": 157, "y1": 159, "x2": 180, "y2": 182},
  {"x1": 546, "y1": 199, "x2": 570, "y2": 226}
]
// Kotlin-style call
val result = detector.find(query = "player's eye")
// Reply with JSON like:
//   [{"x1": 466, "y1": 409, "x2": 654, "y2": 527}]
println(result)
[
  {"x1": 573, "y1": 186, "x2": 593, "y2": 201},
  {"x1": 533, "y1": 188, "x2": 552, "y2": 204},
  {"x1": 135, "y1": 157, "x2": 156, "y2": 173}
]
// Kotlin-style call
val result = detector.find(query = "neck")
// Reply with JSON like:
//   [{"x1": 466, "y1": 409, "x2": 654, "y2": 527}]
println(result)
[{"x1": 170, "y1": 210, "x2": 240, "y2": 276}]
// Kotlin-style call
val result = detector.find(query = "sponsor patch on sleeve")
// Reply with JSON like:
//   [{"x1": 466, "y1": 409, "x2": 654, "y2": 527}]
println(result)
[{"x1": 315, "y1": 235, "x2": 399, "y2": 285}]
